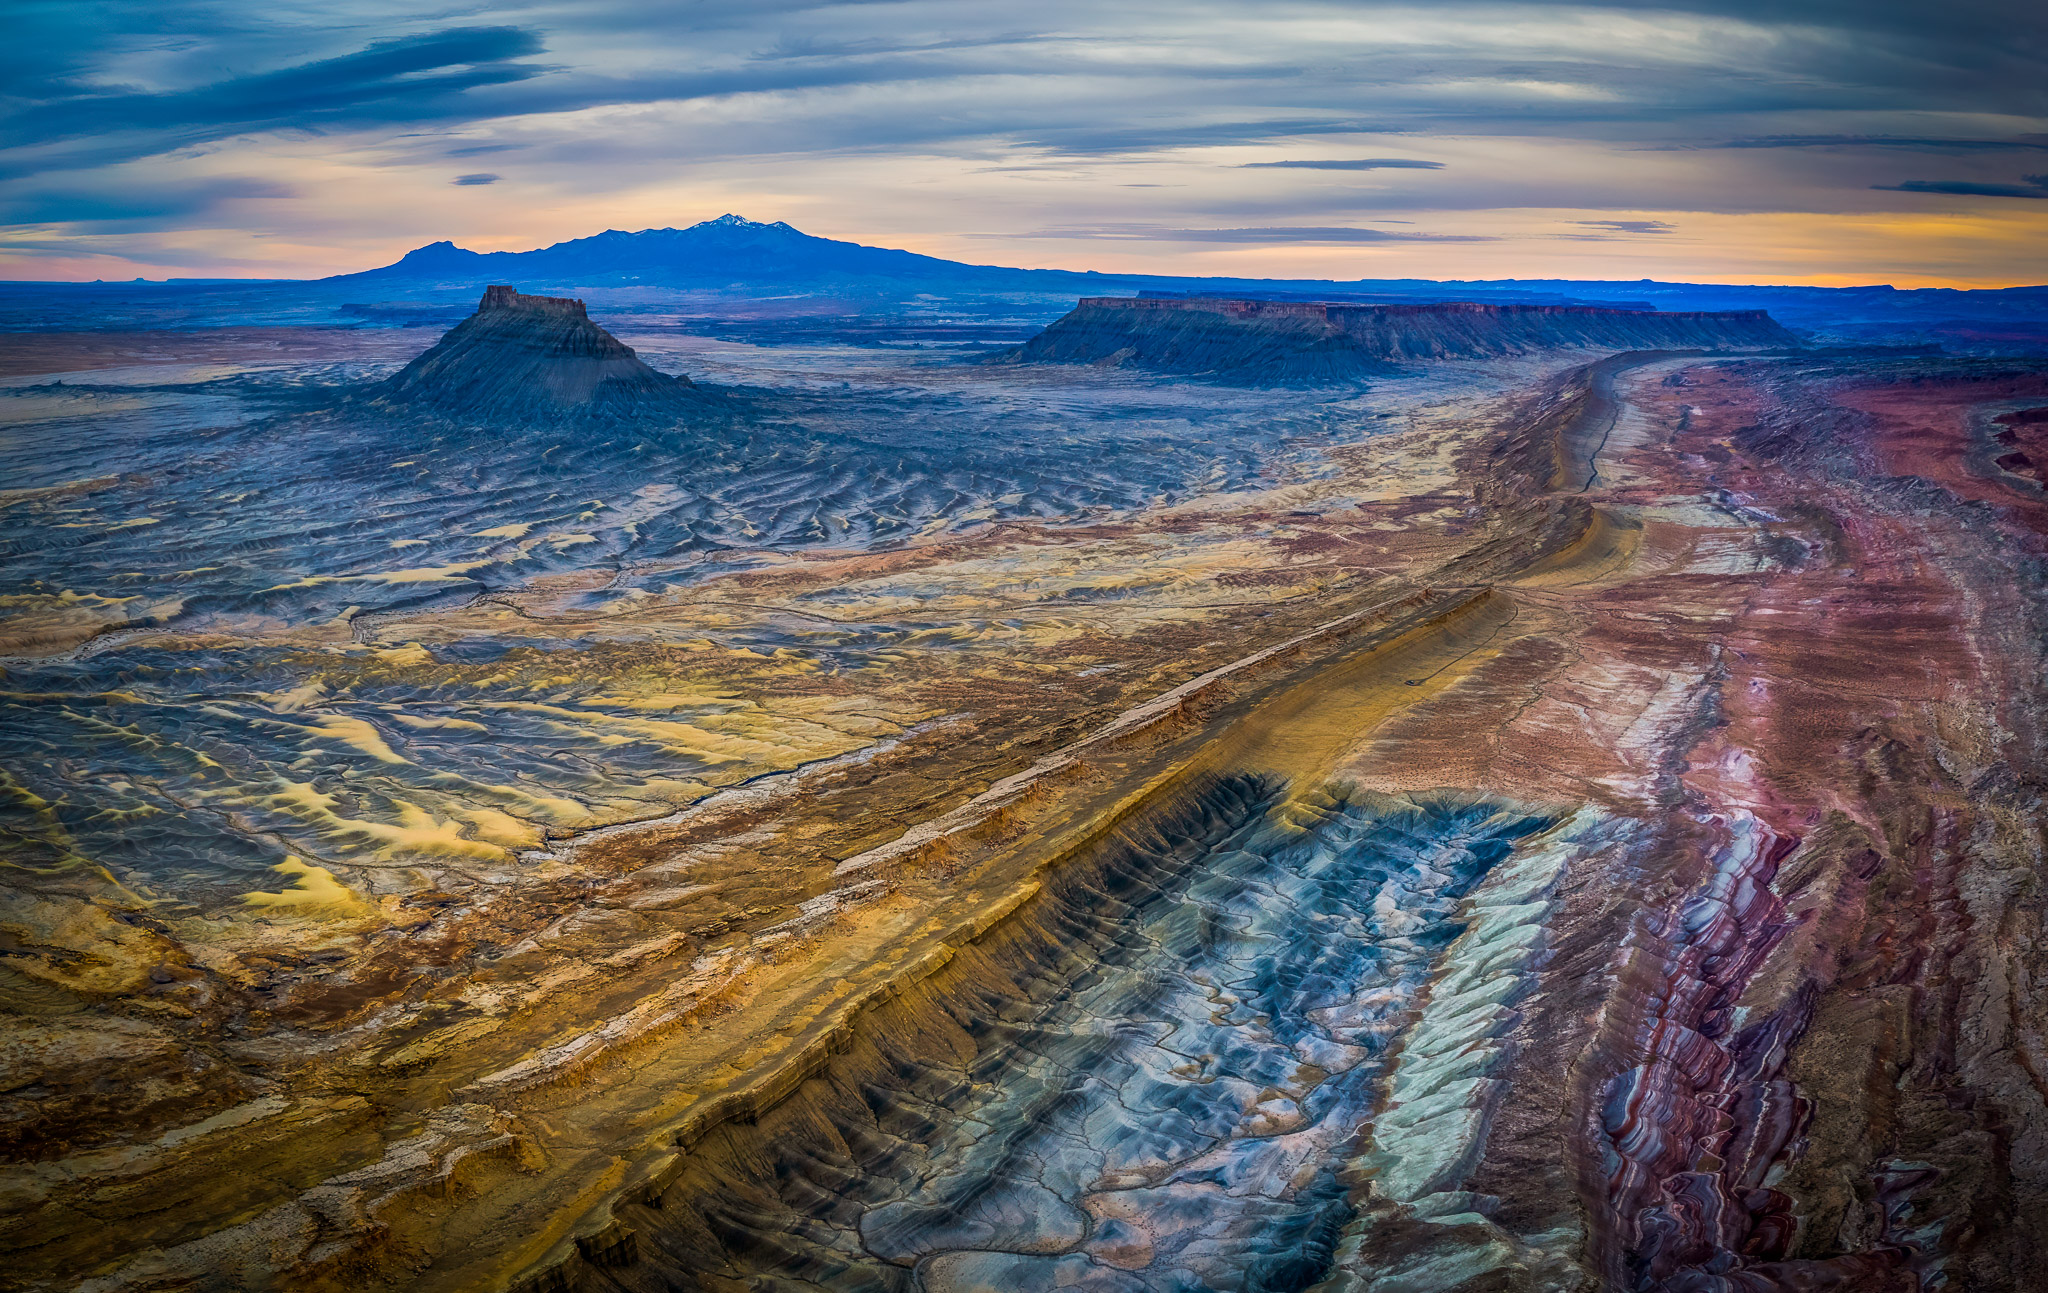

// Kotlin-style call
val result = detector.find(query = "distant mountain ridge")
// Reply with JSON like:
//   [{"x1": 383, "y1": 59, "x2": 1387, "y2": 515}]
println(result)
[
  {"x1": 335, "y1": 213, "x2": 1087, "y2": 291},
  {"x1": 2, "y1": 215, "x2": 2032, "y2": 352},
  {"x1": 325, "y1": 215, "x2": 2048, "y2": 355},
  {"x1": 335, "y1": 214, "x2": 2048, "y2": 309}
]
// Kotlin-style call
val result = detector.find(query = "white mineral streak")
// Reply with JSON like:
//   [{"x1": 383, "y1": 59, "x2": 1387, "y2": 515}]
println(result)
[
  {"x1": 459, "y1": 947, "x2": 749, "y2": 1098},
  {"x1": 1316, "y1": 807, "x2": 1624, "y2": 1293}
]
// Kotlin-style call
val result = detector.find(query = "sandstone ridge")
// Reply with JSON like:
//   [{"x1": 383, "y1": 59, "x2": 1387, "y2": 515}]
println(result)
[
  {"x1": 997, "y1": 295, "x2": 1800, "y2": 381},
  {"x1": 374, "y1": 284, "x2": 699, "y2": 423}
]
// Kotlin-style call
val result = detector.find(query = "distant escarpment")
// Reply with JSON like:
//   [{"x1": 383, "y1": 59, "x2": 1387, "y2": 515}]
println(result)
[
  {"x1": 373, "y1": 285, "x2": 701, "y2": 423},
  {"x1": 995, "y1": 296, "x2": 1800, "y2": 381}
]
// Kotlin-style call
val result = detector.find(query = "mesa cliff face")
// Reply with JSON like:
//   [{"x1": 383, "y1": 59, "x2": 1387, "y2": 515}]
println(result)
[
  {"x1": 374, "y1": 285, "x2": 698, "y2": 422},
  {"x1": 997, "y1": 296, "x2": 1799, "y2": 380}
]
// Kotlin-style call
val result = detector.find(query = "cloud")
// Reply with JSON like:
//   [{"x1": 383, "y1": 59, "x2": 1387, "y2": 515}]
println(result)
[
  {"x1": 1015, "y1": 119, "x2": 1397, "y2": 158},
  {"x1": 1874, "y1": 176, "x2": 2048, "y2": 198},
  {"x1": 0, "y1": 26, "x2": 548, "y2": 177},
  {"x1": 11, "y1": 4, "x2": 2048, "y2": 171},
  {"x1": 1683, "y1": 134, "x2": 2048, "y2": 152},
  {"x1": 1239, "y1": 159, "x2": 1445, "y2": 170},
  {"x1": 0, "y1": 175, "x2": 292, "y2": 228},
  {"x1": 1024, "y1": 223, "x2": 1492, "y2": 243},
  {"x1": 1575, "y1": 219, "x2": 1676, "y2": 234},
  {"x1": 453, "y1": 173, "x2": 501, "y2": 186},
  {"x1": 4, "y1": 0, "x2": 2048, "y2": 280}
]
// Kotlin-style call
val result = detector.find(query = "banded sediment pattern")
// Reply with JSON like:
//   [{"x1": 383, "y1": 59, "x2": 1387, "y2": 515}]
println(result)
[{"x1": 576, "y1": 779, "x2": 1557, "y2": 1292}]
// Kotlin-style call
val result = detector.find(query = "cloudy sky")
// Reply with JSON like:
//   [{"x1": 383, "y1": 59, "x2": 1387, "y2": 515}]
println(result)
[{"x1": 4, "y1": 0, "x2": 2045, "y2": 286}]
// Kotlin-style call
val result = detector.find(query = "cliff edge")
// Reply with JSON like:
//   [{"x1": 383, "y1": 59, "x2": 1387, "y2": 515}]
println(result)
[
  {"x1": 374, "y1": 285, "x2": 700, "y2": 423},
  {"x1": 994, "y1": 297, "x2": 1800, "y2": 381}
]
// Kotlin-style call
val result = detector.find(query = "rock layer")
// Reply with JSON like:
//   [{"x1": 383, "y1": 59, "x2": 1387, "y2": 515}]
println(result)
[
  {"x1": 573, "y1": 779, "x2": 1553, "y2": 1292},
  {"x1": 996, "y1": 297, "x2": 1799, "y2": 381}
]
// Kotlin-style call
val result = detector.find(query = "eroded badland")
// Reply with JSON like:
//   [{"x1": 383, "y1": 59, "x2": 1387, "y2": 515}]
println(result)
[{"x1": 4, "y1": 291, "x2": 2047, "y2": 1292}]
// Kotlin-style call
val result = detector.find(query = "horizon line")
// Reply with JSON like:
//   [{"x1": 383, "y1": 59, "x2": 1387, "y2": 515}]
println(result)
[{"x1": 4, "y1": 215, "x2": 2045, "y2": 294}]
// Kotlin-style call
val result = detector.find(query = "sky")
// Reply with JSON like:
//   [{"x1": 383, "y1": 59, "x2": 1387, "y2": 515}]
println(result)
[{"x1": 3, "y1": 0, "x2": 2046, "y2": 287}]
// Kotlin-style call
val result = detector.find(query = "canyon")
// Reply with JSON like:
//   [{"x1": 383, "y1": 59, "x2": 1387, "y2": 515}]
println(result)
[{"x1": 1, "y1": 274, "x2": 2045, "y2": 1293}]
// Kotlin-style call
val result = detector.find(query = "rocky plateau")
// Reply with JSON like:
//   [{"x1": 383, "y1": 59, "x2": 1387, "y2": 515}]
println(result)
[{"x1": 994, "y1": 297, "x2": 1800, "y2": 381}]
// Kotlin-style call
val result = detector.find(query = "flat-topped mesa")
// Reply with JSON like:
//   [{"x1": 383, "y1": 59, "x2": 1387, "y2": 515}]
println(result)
[
  {"x1": 374, "y1": 284, "x2": 699, "y2": 424},
  {"x1": 477, "y1": 283, "x2": 592, "y2": 318},
  {"x1": 995, "y1": 296, "x2": 1800, "y2": 381}
]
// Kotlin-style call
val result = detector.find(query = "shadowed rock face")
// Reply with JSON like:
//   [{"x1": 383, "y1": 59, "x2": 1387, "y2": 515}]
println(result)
[
  {"x1": 374, "y1": 285, "x2": 698, "y2": 423},
  {"x1": 1993, "y1": 405, "x2": 2048, "y2": 487},
  {"x1": 997, "y1": 297, "x2": 1800, "y2": 381}
]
